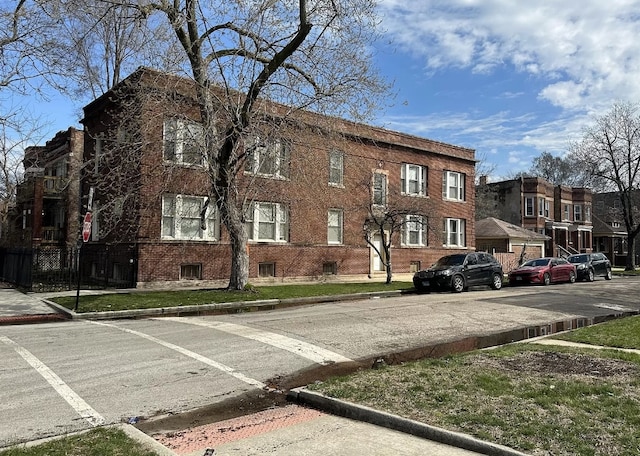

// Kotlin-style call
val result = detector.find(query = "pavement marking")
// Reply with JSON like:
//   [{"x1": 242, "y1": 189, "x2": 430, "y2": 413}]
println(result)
[
  {"x1": 157, "y1": 317, "x2": 353, "y2": 365},
  {"x1": 88, "y1": 321, "x2": 268, "y2": 390},
  {"x1": 0, "y1": 336, "x2": 105, "y2": 427}
]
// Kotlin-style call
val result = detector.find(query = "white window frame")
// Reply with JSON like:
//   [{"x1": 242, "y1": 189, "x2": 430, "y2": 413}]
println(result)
[
  {"x1": 574, "y1": 204, "x2": 583, "y2": 221},
  {"x1": 328, "y1": 150, "x2": 344, "y2": 186},
  {"x1": 246, "y1": 138, "x2": 290, "y2": 179},
  {"x1": 403, "y1": 215, "x2": 427, "y2": 247},
  {"x1": 564, "y1": 204, "x2": 571, "y2": 221},
  {"x1": 401, "y1": 164, "x2": 427, "y2": 196},
  {"x1": 245, "y1": 201, "x2": 289, "y2": 242},
  {"x1": 538, "y1": 197, "x2": 545, "y2": 216},
  {"x1": 585, "y1": 204, "x2": 591, "y2": 222},
  {"x1": 162, "y1": 194, "x2": 219, "y2": 241},
  {"x1": 525, "y1": 197, "x2": 534, "y2": 217},
  {"x1": 327, "y1": 209, "x2": 343, "y2": 244},
  {"x1": 163, "y1": 118, "x2": 206, "y2": 166},
  {"x1": 442, "y1": 171, "x2": 465, "y2": 201},
  {"x1": 443, "y1": 218, "x2": 466, "y2": 247},
  {"x1": 373, "y1": 172, "x2": 387, "y2": 206}
]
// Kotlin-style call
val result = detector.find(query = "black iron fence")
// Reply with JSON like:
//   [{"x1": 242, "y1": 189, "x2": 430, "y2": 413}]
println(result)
[{"x1": 0, "y1": 244, "x2": 137, "y2": 292}]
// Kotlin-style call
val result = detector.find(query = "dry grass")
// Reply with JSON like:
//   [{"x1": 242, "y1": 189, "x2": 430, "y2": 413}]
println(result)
[{"x1": 311, "y1": 344, "x2": 640, "y2": 455}]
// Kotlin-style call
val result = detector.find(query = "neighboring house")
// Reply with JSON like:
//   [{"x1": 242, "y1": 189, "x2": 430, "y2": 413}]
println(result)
[
  {"x1": 476, "y1": 217, "x2": 550, "y2": 262},
  {"x1": 478, "y1": 177, "x2": 593, "y2": 257},
  {"x1": 80, "y1": 67, "x2": 477, "y2": 287},
  {"x1": 13, "y1": 127, "x2": 83, "y2": 250},
  {"x1": 592, "y1": 192, "x2": 637, "y2": 267}
]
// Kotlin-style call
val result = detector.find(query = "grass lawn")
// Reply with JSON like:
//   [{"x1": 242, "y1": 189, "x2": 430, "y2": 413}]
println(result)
[
  {"x1": 51, "y1": 282, "x2": 413, "y2": 313},
  {"x1": 0, "y1": 428, "x2": 157, "y2": 456},
  {"x1": 311, "y1": 315, "x2": 640, "y2": 456}
]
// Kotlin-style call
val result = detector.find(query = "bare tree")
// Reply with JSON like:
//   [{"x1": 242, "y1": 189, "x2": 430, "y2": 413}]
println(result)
[
  {"x1": 571, "y1": 102, "x2": 640, "y2": 270},
  {"x1": 528, "y1": 151, "x2": 599, "y2": 189},
  {"x1": 474, "y1": 152, "x2": 500, "y2": 220},
  {"x1": 50, "y1": 0, "x2": 182, "y2": 99},
  {"x1": 114, "y1": 0, "x2": 389, "y2": 289}
]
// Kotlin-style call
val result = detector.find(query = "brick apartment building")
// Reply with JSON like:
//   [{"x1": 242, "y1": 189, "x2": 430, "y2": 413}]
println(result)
[
  {"x1": 13, "y1": 127, "x2": 83, "y2": 250},
  {"x1": 479, "y1": 176, "x2": 593, "y2": 258},
  {"x1": 79, "y1": 68, "x2": 476, "y2": 287}
]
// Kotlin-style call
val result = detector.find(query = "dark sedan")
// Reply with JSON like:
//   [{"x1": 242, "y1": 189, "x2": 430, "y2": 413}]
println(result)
[
  {"x1": 508, "y1": 257, "x2": 576, "y2": 286},
  {"x1": 413, "y1": 252, "x2": 504, "y2": 293},
  {"x1": 567, "y1": 252, "x2": 613, "y2": 281}
]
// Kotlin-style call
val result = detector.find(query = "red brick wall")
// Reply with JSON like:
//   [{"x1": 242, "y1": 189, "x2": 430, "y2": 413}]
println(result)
[{"x1": 85, "y1": 68, "x2": 477, "y2": 285}]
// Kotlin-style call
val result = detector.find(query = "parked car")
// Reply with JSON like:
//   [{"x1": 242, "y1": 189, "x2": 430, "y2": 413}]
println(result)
[
  {"x1": 413, "y1": 252, "x2": 504, "y2": 293},
  {"x1": 567, "y1": 252, "x2": 613, "y2": 281},
  {"x1": 508, "y1": 257, "x2": 576, "y2": 286}
]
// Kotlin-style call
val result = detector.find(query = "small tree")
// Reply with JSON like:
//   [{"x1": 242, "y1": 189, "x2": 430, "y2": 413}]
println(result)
[
  {"x1": 571, "y1": 101, "x2": 640, "y2": 270},
  {"x1": 359, "y1": 166, "x2": 435, "y2": 284}
]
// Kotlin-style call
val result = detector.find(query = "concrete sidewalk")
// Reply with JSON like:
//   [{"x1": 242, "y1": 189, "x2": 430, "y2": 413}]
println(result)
[{"x1": 0, "y1": 286, "x2": 67, "y2": 325}]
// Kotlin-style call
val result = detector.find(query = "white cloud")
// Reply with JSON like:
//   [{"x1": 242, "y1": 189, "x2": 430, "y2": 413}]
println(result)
[{"x1": 378, "y1": 0, "x2": 640, "y2": 111}]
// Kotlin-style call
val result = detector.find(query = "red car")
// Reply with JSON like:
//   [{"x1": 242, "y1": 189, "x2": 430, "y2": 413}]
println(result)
[{"x1": 508, "y1": 257, "x2": 576, "y2": 286}]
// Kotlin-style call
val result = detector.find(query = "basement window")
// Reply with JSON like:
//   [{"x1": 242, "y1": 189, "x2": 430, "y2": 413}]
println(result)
[
  {"x1": 181, "y1": 263, "x2": 202, "y2": 280},
  {"x1": 258, "y1": 262, "x2": 276, "y2": 278},
  {"x1": 322, "y1": 262, "x2": 338, "y2": 275},
  {"x1": 410, "y1": 261, "x2": 421, "y2": 273}
]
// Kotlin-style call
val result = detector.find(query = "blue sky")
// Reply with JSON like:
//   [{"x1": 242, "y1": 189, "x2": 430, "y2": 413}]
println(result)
[{"x1": 23, "y1": 0, "x2": 640, "y2": 181}]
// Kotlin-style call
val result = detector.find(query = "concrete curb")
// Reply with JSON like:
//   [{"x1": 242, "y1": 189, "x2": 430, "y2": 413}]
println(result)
[
  {"x1": 288, "y1": 388, "x2": 530, "y2": 456},
  {"x1": 41, "y1": 290, "x2": 407, "y2": 321},
  {"x1": 114, "y1": 423, "x2": 178, "y2": 456}
]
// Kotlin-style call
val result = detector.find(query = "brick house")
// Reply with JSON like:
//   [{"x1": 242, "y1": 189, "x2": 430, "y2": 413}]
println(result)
[
  {"x1": 478, "y1": 177, "x2": 593, "y2": 257},
  {"x1": 80, "y1": 68, "x2": 476, "y2": 287},
  {"x1": 13, "y1": 127, "x2": 83, "y2": 250},
  {"x1": 592, "y1": 192, "x2": 638, "y2": 267}
]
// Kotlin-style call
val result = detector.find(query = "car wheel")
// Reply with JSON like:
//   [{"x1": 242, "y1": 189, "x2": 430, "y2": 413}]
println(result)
[
  {"x1": 569, "y1": 270, "x2": 576, "y2": 283},
  {"x1": 451, "y1": 275, "x2": 465, "y2": 293},
  {"x1": 490, "y1": 273, "x2": 503, "y2": 290},
  {"x1": 543, "y1": 273, "x2": 551, "y2": 286},
  {"x1": 587, "y1": 269, "x2": 595, "y2": 282},
  {"x1": 605, "y1": 269, "x2": 613, "y2": 280}
]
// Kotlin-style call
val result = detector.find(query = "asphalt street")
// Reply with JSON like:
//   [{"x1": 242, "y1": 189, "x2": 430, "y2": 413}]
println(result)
[{"x1": 1, "y1": 277, "x2": 639, "y2": 454}]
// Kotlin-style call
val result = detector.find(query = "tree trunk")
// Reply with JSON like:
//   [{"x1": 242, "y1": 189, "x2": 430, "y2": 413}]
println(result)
[
  {"x1": 227, "y1": 210, "x2": 249, "y2": 290},
  {"x1": 625, "y1": 235, "x2": 636, "y2": 271}
]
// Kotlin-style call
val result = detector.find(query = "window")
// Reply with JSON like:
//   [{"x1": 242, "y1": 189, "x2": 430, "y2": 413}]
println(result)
[
  {"x1": 328, "y1": 150, "x2": 344, "y2": 186},
  {"x1": 162, "y1": 194, "x2": 219, "y2": 241},
  {"x1": 585, "y1": 205, "x2": 591, "y2": 222},
  {"x1": 181, "y1": 264, "x2": 202, "y2": 280},
  {"x1": 163, "y1": 118, "x2": 205, "y2": 166},
  {"x1": 327, "y1": 209, "x2": 343, "y2": 244},
  {"x1": 443, "y1": 218, "x2": 466, "y2": 247},
  {"x1": 259, "y1": 262, "x2": 276, "y2": 277},
  {"x1": 403, "y1": 215, "x2": 427, "y2": 246},
  {"x1": 574, "y1": 204, "x2": 582, "y2": 221},
  {"x1": 246, "y1": 138, "x2": 290, "y2": 179},
  {"x1": 245, "y1": 202, "x2": 289, "y2": 242},
  {"x1": 525, "y1": 197, "x2": 534, "y2": 217},
  {"x1": 564, "y1": 204, "x2": 571, "y2": 221},
  {"x1": 373, "y1": 172, "x2": 387, "y2": 206},
  {"x1": 401, "y1": 164, "x2": 427, "y2": 196},
  {"x1": 410, "y1": 261, "x2": 421, "y2": 273},
  {"x1": 538, "y1": 197, "x2": 544, "y2": 216},
  {"x1": 323, "y1": 262, "x2": 338, "y2": 275},
  {"x1": 442, "y1": 171, "x2": 465, "y2": 201}
]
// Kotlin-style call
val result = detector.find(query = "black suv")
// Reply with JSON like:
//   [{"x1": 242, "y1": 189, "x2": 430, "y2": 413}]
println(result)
[
  {"x1": 567, "y1": 252, "x2": 613, "y2": 281},
  {"x1": 413, "y1": 252, "x2": 504, "y2": 293}
]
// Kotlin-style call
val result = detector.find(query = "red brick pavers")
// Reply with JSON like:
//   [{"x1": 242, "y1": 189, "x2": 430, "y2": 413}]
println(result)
[{"x1": 154, "y1": 404, "x2": 325, "y2": 455}]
